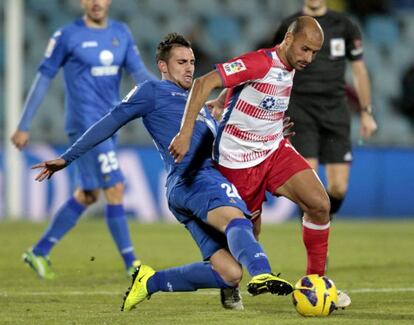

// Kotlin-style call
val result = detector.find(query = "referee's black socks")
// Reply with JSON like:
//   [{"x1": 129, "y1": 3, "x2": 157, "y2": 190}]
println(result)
[{"x1": 328, "y1": 193, "x2": 344, "y2": 219}]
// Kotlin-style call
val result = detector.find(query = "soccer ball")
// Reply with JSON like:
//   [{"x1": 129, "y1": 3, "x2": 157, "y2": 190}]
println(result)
[{"x1": 292, "y1": 274, "x2": 338, "y2": 317}]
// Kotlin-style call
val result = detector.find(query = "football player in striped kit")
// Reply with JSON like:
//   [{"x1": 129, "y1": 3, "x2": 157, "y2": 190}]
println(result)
[{"x1": 170, "y1": 16, "x2": 349, "y2": 309}]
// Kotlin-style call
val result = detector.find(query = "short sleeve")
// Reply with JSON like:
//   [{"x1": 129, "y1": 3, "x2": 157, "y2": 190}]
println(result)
[
  {"x1": 38, "y1": 29, "x2": 68, "y2": 78},
  {"x1": 215, "y1": 51, "x2": 272, "y2": 88},
  {"x1": 345, "y1": 17, "x2": 363, "y2": 61}
]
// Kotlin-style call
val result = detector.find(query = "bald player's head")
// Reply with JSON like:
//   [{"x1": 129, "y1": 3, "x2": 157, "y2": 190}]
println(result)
[
  {"x1": 280, "y1": 16, "x2": 324, "y2": 70},
  {"x1": 288, "y1": 16, "x2": 324, "y2": 43}
]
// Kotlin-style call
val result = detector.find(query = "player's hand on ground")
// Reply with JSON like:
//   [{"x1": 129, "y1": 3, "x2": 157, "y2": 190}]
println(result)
[
  {"x1": 360, "y1": 113, "x2": 377, "y2": 139},
  {"x1": 169, "y1": 133, "x2": 191, "y2": 163},
  {"x1": 282, "y1": 116, "x2": 295, "y2": 139},
  {"x1": 206, "y1": 99, "x2": 224, "y2": 121},
  {"x1": 10, "y1": 130, "x2": 30, "y2": 150},
  {"x1": 32, "y1": 158, "x2": 67, "y2": 181}
]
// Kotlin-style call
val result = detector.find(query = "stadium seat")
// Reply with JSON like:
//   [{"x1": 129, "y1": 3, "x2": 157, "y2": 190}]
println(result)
[
  {"x1": 365, "y1": 15, "x2": 400, "y2": 48},
  {"x1": 183, "y1": 0, "x2": 222, "y2": 16}
]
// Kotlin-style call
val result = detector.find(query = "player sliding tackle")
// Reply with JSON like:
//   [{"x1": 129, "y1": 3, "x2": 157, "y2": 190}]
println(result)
[{"x1": 33, "y1": 33, "x2": 293, "y2": 312}]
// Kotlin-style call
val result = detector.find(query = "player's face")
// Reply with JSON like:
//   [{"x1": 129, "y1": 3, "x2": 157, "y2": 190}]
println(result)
[
  {"x1": 304, "y1": 0, "x2": 326, "y2": 10},
  {"x1": 81, "y1": 0, "x2": 111, "y2": 23},
  {"x1": 161, "y1": 46, "x2": 195, "y2": 90},
  {"x1": 285, "y1": 31, "x2": 322, "y2": 70}
]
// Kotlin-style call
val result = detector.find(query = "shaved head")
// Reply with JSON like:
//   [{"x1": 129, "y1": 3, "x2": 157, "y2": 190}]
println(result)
[
  {"x1": 278, "y1": 16, "x2": 324, "y2": 71},
  {"x1": 287, "y1": 16, "x2": 324, "y2": 44}
]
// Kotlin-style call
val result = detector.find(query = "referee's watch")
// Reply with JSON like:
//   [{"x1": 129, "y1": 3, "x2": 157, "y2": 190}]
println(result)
[{"x1": 361, "y1": 104, "x2": 373, "y2": 115}]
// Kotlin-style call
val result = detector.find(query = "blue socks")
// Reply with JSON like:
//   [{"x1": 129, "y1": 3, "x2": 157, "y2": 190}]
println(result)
[
  {"x1": 32, "y1": 200, "x2": 136, "y2": 269},
  {"x1": 146, "y1": 262, "x2": 232, "y2": 294},
  {"x1": 105, "y1": 204, "x2": 136, "y2": 268},
  {"x1": 33, "y1": 197, "x2": 86, "y2": 256},
  {"x1": 225, "y1": 218, "x2": 271, "y2": 276}
]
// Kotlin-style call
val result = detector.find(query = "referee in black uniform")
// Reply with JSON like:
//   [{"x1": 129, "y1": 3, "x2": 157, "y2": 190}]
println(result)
[{"x1": 273, "y1": 0, "x2": 377, "y2": 216}]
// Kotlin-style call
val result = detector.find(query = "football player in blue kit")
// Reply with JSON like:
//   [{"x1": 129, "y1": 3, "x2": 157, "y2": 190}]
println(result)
[
  {"x1": 11, "y1": 0, "x2": 156, "y2": 279},
  {"x1": 32, "y1": 33, "x2": 294, "y2": 312}
]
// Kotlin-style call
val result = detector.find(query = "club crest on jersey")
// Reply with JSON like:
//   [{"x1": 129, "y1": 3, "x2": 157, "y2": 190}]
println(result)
[
  {"x1": 112, "y1": 37, "x2": 120, "y2": 46},
  {"x1": 223, "y1": 59, "x2": 246, "y2": 76}
]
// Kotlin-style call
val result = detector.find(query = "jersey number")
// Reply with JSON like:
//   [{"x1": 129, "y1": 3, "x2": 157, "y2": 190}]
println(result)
[
  {"x1": 98, "y1": 151, "x2": 119, "y2": 174},
  {"x1": 221, "y1": 183, "x2": 241, "y2": 199}
]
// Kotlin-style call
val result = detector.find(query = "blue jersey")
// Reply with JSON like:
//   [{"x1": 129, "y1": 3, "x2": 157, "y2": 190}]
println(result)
[
  {"x1": 39, "y1": 18, "x2": 149, "y2": 135},
  {"x1": 61, "y1": 80, "x2": 218, "y2": 186}
]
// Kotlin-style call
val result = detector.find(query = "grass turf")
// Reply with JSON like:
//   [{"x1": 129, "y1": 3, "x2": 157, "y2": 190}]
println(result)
[{"x1": 0, "y1": 219, "x2": 413, "y2": 324}]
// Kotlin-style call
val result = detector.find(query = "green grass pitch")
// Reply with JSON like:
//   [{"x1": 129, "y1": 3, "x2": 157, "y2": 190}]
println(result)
[{"x1": 0, "y1": 219, "x2": 413, "y2": 324}]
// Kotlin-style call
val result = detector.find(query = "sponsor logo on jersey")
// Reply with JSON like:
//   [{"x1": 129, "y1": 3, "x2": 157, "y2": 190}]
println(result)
[
  {"x1": 330, "y1": 38, "x2": 345, "y2": 57},
  {"x1": 91, "y1": 66, "x2": 119, "y2": 76},
  {"x1": 170, "y1": 92, "x2": 187, "y2": 97},
  {"x1": 223, "y1": 59, "x2": 246, "y2": 76},
  {"x1": 91, "y1": 50, "x2": 119, "y2": 76},
  {"x1": 99, "y1": 50, "x2": 114, "y2": 66},
  {"x1": 82, "y1": 41, "x2": 98, "y2": 48},
  {"x1": 259, "y1": 95, "x2": 289, "y2": 112}
]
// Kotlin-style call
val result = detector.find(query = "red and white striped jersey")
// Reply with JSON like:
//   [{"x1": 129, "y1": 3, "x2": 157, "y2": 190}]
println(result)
[{"x1": 213, "y1": 47, "x2": 295, "y2": 168}]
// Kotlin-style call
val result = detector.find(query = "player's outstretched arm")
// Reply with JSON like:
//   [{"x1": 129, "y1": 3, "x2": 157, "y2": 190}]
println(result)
[
  {"x1": 32, "y1": 158, "x2": 67, "y2": 181},
  {"x1": 169, "y1": 71, "x2": 223, "y2": 163}
]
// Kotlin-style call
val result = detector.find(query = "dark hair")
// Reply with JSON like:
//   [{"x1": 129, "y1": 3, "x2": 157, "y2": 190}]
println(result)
[{"x1": 156, "y1": 33, "x2": 192, "y2": 62}]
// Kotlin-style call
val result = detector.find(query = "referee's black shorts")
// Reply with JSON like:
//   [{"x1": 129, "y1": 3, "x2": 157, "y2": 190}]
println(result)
[{"x1": 287, "y1": 95, "x2": 352, "y2": 164}]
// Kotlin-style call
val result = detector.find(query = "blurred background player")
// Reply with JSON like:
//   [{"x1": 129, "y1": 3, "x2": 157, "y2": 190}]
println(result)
[
  {"x1": 272, "y1": 0, "x2": 378, "y2": 218},
  {"x1": 31, "y1": 33, "x2": 294, "y2": 311},
  {"x1": 10, "y1": 0, "x2": 156, "y2": 279}
]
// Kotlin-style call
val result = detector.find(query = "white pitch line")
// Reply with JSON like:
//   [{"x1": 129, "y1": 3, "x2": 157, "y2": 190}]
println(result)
[
  {"x1": 348, "y1": 288, "x2": 414, "y2": 293},
  {"x1": 1, "y1": 288, "x2": 414, "y2": 297}
]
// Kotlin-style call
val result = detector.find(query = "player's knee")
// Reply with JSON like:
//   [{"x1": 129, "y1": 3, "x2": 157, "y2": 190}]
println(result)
[
  {"x1": 104, "y1": 182, "x2": 124, "y2": 204},
  {"x1": 75, "y1": 189, "x2": 100, "y2": 205},
  {"x1": 219, "y1": 264, "x2": 243, "y2": 286},
  {"x1": 304, "y1": 195, "x2": 330, "y2": 224},
  {"x1": 328, "y1": 183, "x2": 348, "y2": 199}
]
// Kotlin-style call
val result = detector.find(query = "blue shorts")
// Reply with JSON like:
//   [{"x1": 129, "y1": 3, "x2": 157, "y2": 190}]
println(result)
[
  {"x1": 168, "y1": 167, "x2": 250, "y2": 260},
  {"x1": 69, "y1": 134, "x2": 124, "y2": 190}
]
